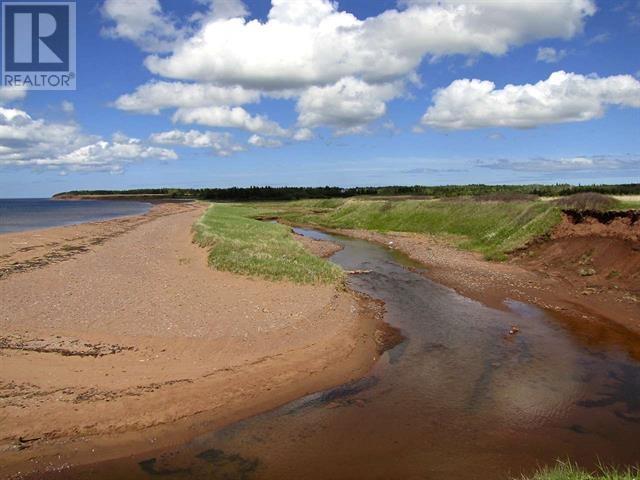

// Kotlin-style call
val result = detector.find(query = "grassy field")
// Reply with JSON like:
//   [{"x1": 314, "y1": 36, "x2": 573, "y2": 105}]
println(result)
[
  {"x1": 193, "y1": 203, "x2": 343, "y2": 284},
  {"x1": 521, "y1": 461, "x2": 639, "y2": 480},
  {"x1": 257, "y1": 198, "x2": 563, "y2": 260}
]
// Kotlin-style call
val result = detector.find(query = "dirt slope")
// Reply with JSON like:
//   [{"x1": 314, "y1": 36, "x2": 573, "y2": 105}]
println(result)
[{"x1": 514, "y1": 211, "x2": 640, "y2": 333}]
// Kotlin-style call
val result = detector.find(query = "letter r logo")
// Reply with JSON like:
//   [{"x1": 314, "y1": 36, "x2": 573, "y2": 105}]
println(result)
[
  {"x1": 2, "y1": 1, "x2": 76, "y2": 90},
  {"x1": 13, "y1": 12, "x2": 63, "y2": 64},
  {"x1": 4, "y1": 3, "x2": 71, "y2": 72}
]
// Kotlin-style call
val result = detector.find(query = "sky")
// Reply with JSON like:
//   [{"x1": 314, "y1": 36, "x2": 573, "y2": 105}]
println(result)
[{"x1": 0, "y1": 0, "x2": 639, "y2": 198}]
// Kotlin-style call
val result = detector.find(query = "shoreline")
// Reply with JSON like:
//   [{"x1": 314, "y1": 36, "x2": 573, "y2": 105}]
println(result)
[
  {"x1": 0, "y1": 197, "x2": 155, "y2": 237},
  {"x1": 0, "y1": 204, "x2": 387, "y2": 478},
  {"x1": 0, "y1": 202, "x2": 195, "y2": 279}
]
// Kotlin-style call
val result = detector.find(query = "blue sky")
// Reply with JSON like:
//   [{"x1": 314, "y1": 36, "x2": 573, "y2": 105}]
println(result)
[{"x1": 0, "y1": 0, "x2": 639, "y2": 197}]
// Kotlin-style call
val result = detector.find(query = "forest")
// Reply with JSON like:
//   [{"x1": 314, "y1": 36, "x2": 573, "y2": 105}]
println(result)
[{"x1": 54, "y1": 183, "x2": 640, "y2": 201}]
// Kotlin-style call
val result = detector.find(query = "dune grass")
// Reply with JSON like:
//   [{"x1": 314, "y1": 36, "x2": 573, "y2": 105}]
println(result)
[
  {"x1": 260, "y1": 198, "x2": 563, "y2": 260},
  {"x1": 193, "y1": 203, "x2": 343, "y2": 284},
  {"x1": 520, "y1": 460, "x2": 639, "y2": 480}
]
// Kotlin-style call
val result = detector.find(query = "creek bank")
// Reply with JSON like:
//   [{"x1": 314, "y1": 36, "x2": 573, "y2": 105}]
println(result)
[{"x1": 279, "y1": 213, "x2": 640, "y2": 356}]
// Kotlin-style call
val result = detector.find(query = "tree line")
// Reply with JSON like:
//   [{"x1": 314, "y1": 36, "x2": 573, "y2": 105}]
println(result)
[{"x1": 54, "y1": 183, "x2": 640, "y2": 201}]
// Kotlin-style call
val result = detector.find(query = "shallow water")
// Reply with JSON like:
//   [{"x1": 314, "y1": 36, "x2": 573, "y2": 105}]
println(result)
[
  {"x1": 46, "y1": 228, "x2": 640, "y2": 479},
  {"x1": 0, "y1": 198, "x2": 151, "y2": 233}
]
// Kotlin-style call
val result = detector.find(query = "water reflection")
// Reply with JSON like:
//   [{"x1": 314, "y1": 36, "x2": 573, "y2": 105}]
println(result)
[
  {"x1": 578, "y1": 363, "x2": 640, "y2": 423},
  {"x1": 138, "y1": 449, "x2": 259, "y2": 479}
]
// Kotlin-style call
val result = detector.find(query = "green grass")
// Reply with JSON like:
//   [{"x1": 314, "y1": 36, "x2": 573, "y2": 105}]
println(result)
[
  {"x1": 193, "y1": 203, "x2": 343, "y2": 284},
  {"x1": 616, "y1": 200, "x2": 640, "y2": 210},
  {"x1": 520, "y1": 460, "x2": 639, "y2": 480},
  {"x1": 259, "y1": 198, "x2": 563, "y2": 260},
  {"x1": 286, "y1": 198, "x2": 347, "y2": 209}
]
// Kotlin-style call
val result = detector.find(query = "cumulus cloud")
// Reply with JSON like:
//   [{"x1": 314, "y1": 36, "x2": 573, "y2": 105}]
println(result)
[
  {"x1": 0, "y1": 86, "x2": 26, "y2": 105},
  {"x1": 105, "y1": 0, "x2": 597, "y2": 137},
  {"x1": 144, "y1": 0, "x2": 595, "y2": 89},
  {"x1": 172, "y1": 106, "x2": 287, "y2": 136},
  {"x1": 101, "y1": 0, "x2": 180, "y2": 52},
  {"x1": 536, "y1": 47, "x2": 567, "y2": 63},
  {"x1": 296, "y1": 77, "x2": 403, "y2": 133},
  {"x1": 247, "y1": 134, "x2": 283, "y2": 148},
  {"x1": 0, "y1": 107, "x2": 176, "y2": 173},
  {"x1": 54, "y1": 137, "x2": 177, "y2": 173},
  {"x1": 114, "y1": 81, "x2": 260, "y2": 114},
  {"x1": 421, "y1": 71, "x2": 640, "y2": 130},
  {"x1": 481, "y1": 155, "x2": 640, "y2": 172},
  {"x1": 150, "y1": 129, "x2": 244, "y2": 156}
]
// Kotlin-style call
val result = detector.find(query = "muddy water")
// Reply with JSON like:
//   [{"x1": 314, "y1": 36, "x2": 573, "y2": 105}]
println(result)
[{"x1": 50, "y1": 229, "x2": 640, "y2": 479}]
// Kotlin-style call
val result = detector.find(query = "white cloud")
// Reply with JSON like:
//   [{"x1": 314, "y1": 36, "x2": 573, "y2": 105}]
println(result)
[
  {"x1": 0, "y1": 86, "x2": 26, "y2": 105},
  {"x1": 54, "y1": 137, "x2": 177, "y2": 173},
  {"x1": 144, "y1": 0, "x2": 595, "y2": 89},
  {"x1": 172, "y1": 106, "x2": 287, "y2": 136},
  {"x1": 0, "y1": 107, "x2": 176, "y2": 173},
  {"x1": 536, "y1": 47, "x2": 567, "y2": 63},
  {"x1": 0, "y1": 108, "x2": 88, "y2": 165},
  {"x1": 421, "y1": 71, "x2": 640, "y2": 130},
  {"x1": 101, "y1": 0, "x2": 180, "y2": 53},
  {"x1": 150, "y1": 129, "x2": 244, "y2": 156},
  {"x1": 247, "y1": 134, "x2": 283, "y2": 148},
  {"x1": 105, "y1": 0, "x2": 597, "y2": 138},
  {"x1": 292, "y1": 127, "x2": 314, "y2": 141},
  {"x1": 296, "y1": 77, "x2": 403, "y2": 133},
  {"x1": 114, "y1": 81, "x2": 260, "y2": 114}
]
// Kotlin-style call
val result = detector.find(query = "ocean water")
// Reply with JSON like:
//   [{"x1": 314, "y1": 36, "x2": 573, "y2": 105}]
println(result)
[{"x1": 0, "y1": 198, "x2": 152, "y2": 234}]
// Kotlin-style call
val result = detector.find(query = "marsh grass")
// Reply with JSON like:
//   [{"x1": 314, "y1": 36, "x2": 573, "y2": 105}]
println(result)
[
  {"x1": 260, "y1": 198, "x2": 563, "y2": 260},
  {"x1": 520, "y1": 460, "x2": 639, "y2": 480},
  {"x1": 193, "y1": 203, "x2": 343, "y2": 284},
  {"x1": 554, "y1": 193, "x2": 620, "y2": 211}
]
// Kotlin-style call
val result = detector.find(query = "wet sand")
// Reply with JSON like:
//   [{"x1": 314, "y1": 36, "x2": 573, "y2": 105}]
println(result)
[{"x1": 0, "y1": 203, "x2": 384, "y2": 478}]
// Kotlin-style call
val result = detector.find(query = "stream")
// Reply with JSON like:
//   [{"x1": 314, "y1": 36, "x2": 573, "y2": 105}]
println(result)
[{"x1": 47, "y1": 228, "x2": 640, "y2": 479}]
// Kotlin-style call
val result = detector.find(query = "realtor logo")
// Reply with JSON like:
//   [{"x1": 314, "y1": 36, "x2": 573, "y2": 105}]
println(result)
[{"x1": 2, "y1": 1, "x2": 76, "y2": 90}]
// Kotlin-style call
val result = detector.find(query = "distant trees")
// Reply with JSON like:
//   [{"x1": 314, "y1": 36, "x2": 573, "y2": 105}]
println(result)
[{"x1": 54, "y1": 183, "x2": 640, "y2": 201}]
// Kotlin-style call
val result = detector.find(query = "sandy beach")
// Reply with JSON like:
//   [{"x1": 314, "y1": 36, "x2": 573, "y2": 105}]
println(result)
[{"x1": 0, "y1": 203, "x2": 384, "y2": 478}]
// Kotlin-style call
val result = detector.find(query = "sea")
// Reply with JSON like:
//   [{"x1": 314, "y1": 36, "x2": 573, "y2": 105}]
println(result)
[{"x1": 0, "y1": 198, "x2": 152, "y2": 234}]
